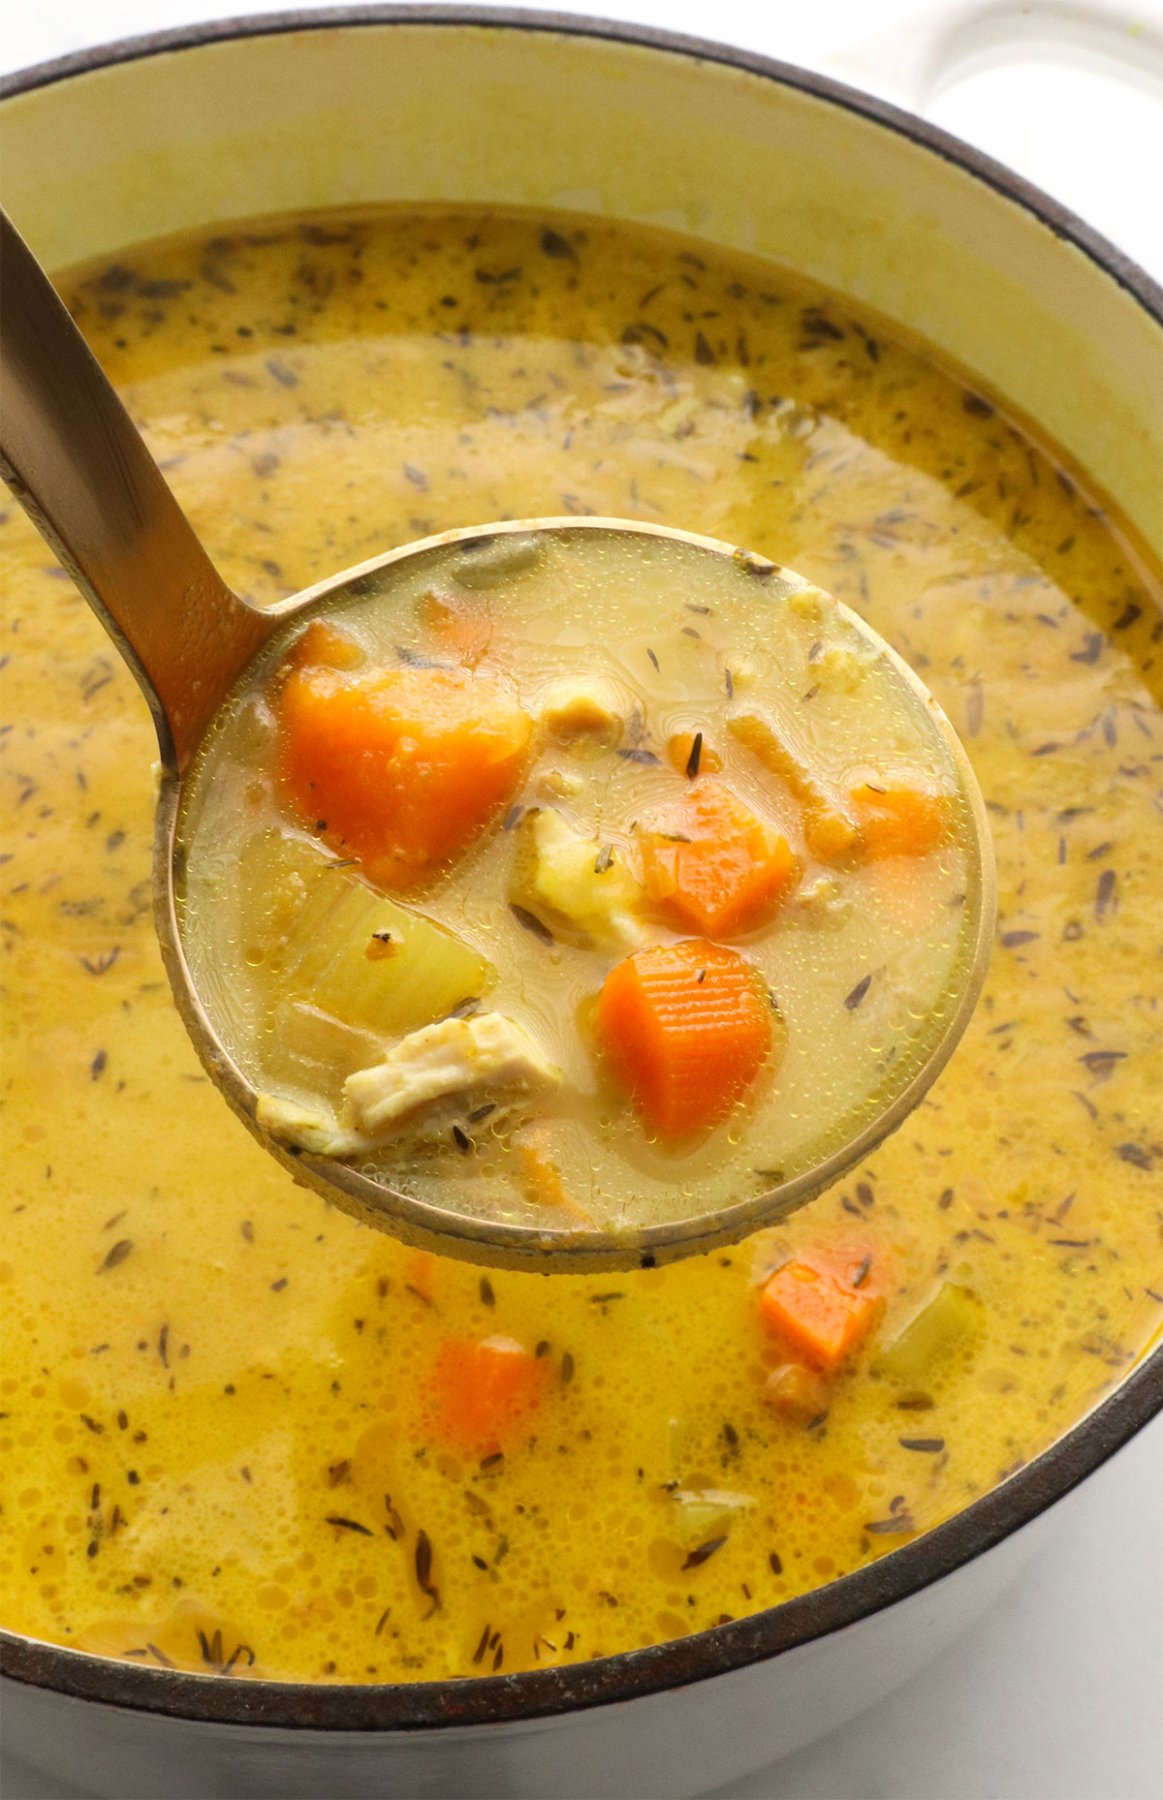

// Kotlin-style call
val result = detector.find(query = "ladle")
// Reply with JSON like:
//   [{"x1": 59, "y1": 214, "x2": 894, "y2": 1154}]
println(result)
[{"x1": 0, "y1": 211, "x2": 995, "y2": 1273}]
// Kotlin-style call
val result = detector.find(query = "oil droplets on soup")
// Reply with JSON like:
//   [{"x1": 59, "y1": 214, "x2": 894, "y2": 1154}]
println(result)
[
  {"x1": 178, "y1": 526, "x2": 981, "y2": 1239},
  {"x1": 0, "y1": 205, "x2": 1159, "y2": 1688}
]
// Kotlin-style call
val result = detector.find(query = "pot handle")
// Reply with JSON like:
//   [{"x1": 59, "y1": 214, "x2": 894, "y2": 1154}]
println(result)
[{"x1": 827, "y1": 0, "x2": 1163, "y2": 113}]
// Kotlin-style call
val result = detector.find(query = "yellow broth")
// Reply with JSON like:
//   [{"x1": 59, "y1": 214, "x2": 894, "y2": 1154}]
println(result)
[
  {"x1": 179, "y1": 527, "x2": 979, "y2": 1235},
  {"x1": 0, "y1": 208, "x2": 1160, "y2": 1684}
]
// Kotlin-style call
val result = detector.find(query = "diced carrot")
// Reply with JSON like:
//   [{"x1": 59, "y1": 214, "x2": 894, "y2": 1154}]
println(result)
[
  {"x1": 848, "y1": 780, "x2": 951, "y2": 860},
  {"x1": 637, "y1": 778, "x2": 800, "y2": 938},
  {"x1": 665, "y1": 732, "x2": 723, "y2": 778},
  {"x1": 729, "y1": 713, "x2": 860, "y2": 863},
  {"x1": 277, "y1": 656, "x2": 531, "y2": 890},
  {"x1": 513, "y1": 1123, "x2": 594, "y2": 1226},
  {"x1": 283, "y1": 618, "x2": 365, "y2": 673},
  {"x1": 595, "y1": 938, "x2": 775, "y2": 1138},
  {"x1": 759, "y1": 1259, "x2": 881, "y2": 1372},
  {"x1": 419, "y1": 590, "x2": 493, "y2": 668},
  {"x1": 424, "y1": 1335, "x2": 549, "y2": 1453}
]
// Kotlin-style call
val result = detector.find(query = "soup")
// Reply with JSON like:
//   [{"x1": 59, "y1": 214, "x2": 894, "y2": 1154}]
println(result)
[
  {"x1": 179, "y1": 525, "x2": 982, "y2": 1240},
  {"x1": 1, "y1": 207, "x2": 1159, "y2": 1685}
]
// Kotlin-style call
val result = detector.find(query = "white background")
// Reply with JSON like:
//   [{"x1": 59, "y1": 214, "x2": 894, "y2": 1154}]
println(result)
[{"x1": 2, "y1": 4, "x2": 1161, "y2": 1797}]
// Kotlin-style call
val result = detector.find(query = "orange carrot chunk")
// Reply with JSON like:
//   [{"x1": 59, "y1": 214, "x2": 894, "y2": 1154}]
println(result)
[
  {"x1": 759, "y1": 1260, "x2": 880, "y2": 1372},
  {"x1": 596, "y1": 938, "x2": 775, "y2": 1138},
  {"x1": 848, "y1": 780, "x2": 951, "y2": 860},
  {"x1": 283, "y1": 618, "x2": 365, "y2": 673},
  {"x1": 277, "y1": 656, "x2": 531, "y2": 890},
  {"x1": 665, "y1": 731, "x2": 723, "y2": 777},
  {"x1": 513, "y1": 1122, "x2": 595, "y2": 1226},
  {"x1": 424, "y1": 1335, "x2": 549, "y2": 1454},
  {"x1": 419, "y1": 590, "x2": 494, "y2": 668},
  {"x1": 637, "y1": 778, "x2": 800, "y2": 938}
]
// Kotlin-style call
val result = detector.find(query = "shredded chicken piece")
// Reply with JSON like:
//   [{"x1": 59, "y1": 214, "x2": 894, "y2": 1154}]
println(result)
[
  {"x1": 256, "y1": 1094, "x2": 369, "y2": 1159},
  {"x1": 345, "y1": 1012, "x2": 560, "y2": 1137}
]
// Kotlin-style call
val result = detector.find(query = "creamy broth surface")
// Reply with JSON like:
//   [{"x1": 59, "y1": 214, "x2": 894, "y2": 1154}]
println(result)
[
  {"x1": 180, "y1": 527, "x2": 979, "y2": 1237},
  {"x1": 1, "y1": 208, "x2": 1160, "y2": 1683}
]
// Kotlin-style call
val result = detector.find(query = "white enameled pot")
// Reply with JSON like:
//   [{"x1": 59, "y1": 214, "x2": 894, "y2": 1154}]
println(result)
[{"x1": 0, "y1": 11, "x2": 1160, "y2": 1796}]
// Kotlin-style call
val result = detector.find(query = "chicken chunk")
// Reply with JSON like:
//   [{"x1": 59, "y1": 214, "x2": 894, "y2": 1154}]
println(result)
[
  {"x1": 256, "y1": 1093, "x2": 371, "y2": 1159},
  {"x1": 538, "y1": 676, "x2": 626, "y2": 743},
  {"x1": 792, "y1": 874, "x2": 852, "y2": 928},
  {"x1": 344, "y1": 1012, "x2": 560, "y2": 1137}
]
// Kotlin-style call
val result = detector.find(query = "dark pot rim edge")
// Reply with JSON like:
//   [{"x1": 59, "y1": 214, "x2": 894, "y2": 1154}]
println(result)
[
  {"x1": 2, "y1": 4, "x2": 1161, "y2": 325},
  {"x1": 0, "y1": 0, "x2": 1160, "y2": 1735}
]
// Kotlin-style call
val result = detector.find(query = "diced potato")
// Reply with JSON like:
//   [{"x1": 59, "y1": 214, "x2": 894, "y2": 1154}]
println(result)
[
  {"x1": 239, "y1": 829, "x2": 494, "y2": 1038},
  {"x1": 509, "y1": 809, "x2": 647, "y2": 949},
  {"x1": 874, "y1": 1282, "x2": 982, "y2": 1384}
]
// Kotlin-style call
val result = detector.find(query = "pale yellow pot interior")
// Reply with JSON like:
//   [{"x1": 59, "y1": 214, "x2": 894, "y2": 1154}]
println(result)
[{"x1": 1, "y1": 19, "x2": 1160, "y2": 551}]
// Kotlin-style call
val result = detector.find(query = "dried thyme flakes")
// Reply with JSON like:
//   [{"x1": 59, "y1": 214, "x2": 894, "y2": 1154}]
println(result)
[
  {"x1": 682, "y1": 1535, "x2": 728, "y2": 1570},
  {"x1": 325, "y1": 1515, "x2": 374, "y2": 1536},
  {"x1": 1, "y1": 202, "x2": 1158, "y2": 1690}
]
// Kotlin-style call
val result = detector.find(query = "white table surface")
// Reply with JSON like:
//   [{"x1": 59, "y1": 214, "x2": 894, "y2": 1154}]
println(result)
[{"x1": 2, "y1": 5, "x2": 1161, "y2": 1797}]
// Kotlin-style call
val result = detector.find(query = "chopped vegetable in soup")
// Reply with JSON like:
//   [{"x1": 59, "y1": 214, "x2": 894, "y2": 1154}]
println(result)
[
  {"x1": 1, "y1": 207, "x2": 1159, "y2": 1687},
  {"x1": 178, "y1": 529, "x2": 979, "y2": 1232}
]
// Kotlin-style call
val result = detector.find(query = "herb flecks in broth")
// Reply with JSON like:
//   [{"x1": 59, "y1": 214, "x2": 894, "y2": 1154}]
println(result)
[
  {"x1": 1, "y1": 207, "x2": 1159, "y2": 1685},
  {"x1": 179, "y1": 530, "x2": 976, "y2": 1231}
]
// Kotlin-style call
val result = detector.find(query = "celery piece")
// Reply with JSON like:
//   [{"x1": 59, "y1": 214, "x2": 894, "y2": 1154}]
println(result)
[
  {"x1": 262, "y1": 1001, "x2": 389, "y2": 1096},
  {"x1": 446, "y1": 531, "x2": 542, "y2": 589},
  {"x1": 874, "y1": 1282, "x2": 981, "y2": 1384},
  {"x1": 238, "y1": 830, "x2": 493, "y2": 1037},
  {"x1": 668, "y1": 1488, "x2": 754, "y2": 1549}
]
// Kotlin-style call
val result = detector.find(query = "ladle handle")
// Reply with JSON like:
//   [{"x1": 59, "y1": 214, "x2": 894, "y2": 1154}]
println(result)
[{"x1": 0, "y1": 211, "x2": 271, "y2": 771}]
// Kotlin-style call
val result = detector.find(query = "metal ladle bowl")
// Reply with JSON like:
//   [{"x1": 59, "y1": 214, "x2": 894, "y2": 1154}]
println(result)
[{"x1": 0, "y1": 211, "x2": 995, "y2": 1273}]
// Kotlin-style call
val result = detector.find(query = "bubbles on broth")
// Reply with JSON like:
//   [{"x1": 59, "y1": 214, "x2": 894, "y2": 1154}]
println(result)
[{"x1": 178, "y1": 525, "x2": 983, "y2": 1242}]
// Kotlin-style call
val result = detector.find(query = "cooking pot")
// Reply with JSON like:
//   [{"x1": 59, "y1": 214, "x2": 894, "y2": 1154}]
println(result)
[{"x1": 1, "y1": 9, "x2": 1160, "y2": 1796}]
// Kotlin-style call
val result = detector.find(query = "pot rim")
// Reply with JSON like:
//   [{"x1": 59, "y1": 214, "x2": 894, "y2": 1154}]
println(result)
[
  {"x1": 0, "y1": 0, "x2": 1159, "y2": 1734},
  {"x1": 3, "y1": 2, "x2": 1161, "y2": 325}
]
